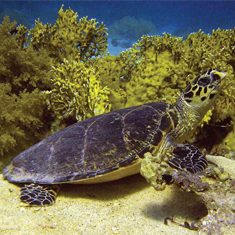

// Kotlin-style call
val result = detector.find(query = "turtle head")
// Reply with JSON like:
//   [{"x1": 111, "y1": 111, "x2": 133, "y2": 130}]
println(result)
[{"x1": 180, "y1": 68, "x2": 226, "y2": 116}]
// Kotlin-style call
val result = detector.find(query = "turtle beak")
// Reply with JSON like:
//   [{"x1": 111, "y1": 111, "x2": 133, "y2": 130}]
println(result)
[{"x1": 220, "y1": 71, "x2": 226, "y2": 79}]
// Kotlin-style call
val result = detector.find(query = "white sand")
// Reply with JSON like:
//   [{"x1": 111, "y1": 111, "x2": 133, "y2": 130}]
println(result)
[{"x1": 0, "y1": 173, "x2": 204, "y2": 235}]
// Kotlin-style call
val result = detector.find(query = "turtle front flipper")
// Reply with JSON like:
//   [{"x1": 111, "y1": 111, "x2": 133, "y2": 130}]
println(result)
[
  {"x1": 140, "y1": 144, "x2": 208, "y2": 191},
  {"x1": 20, "y1": 184, "x2": 61, "y2": 206},
  {"x1": 168, "y1": 144, "x2": 208, "y2": 173}
]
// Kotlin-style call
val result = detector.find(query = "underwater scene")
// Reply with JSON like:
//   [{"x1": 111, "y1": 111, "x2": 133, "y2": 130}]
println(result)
[{"x1": 1, "y1": 1, "x2": 235, "y2": 234}]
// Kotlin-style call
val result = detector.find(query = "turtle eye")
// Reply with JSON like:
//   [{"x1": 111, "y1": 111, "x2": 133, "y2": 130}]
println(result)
[
  {"x1": 211, "y1": 73, "x2": 220, "y2": 81},
  {"x1": 198, "y1": 77, "x2": 211, "y2": 86}
]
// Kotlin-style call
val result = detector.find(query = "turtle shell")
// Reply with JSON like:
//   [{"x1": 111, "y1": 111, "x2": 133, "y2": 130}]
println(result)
[{"x1": 3, "y1": 102, "x2": 178, "y2": 184}]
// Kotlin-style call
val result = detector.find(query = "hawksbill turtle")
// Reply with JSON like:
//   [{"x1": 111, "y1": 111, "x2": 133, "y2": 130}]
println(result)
[{"x1": 3, "y1": 68, "x2": 226, "y2": 206}]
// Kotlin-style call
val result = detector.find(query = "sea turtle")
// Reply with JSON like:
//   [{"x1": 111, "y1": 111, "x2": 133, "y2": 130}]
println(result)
[{"x1": 3, "y1": 69, "x2": 226, "y2": 206}]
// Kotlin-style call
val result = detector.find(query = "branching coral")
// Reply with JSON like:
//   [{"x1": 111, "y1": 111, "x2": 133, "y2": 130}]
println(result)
[
  {"x1": 0, "y1": 6, "x2": 109, "y2": 157},
  {"x1": 125, "y1": 49, "x2": 178, "y2": 107},
  {"x1": 93, "y1": 55, "x2": 128, "y2": 111},
  {"x1": 47, "y1": 59, "x2": 111, "y2": 131},
  {"x1": 1, "y1": 5, "x2": 235, "y2": 160},
  {"x1": 96, "y1": 30, "x2": 235, "y2": 154},
  {"x1": 29, "y1": 5, "x2": 108, "y2": 64},
  {"x1": 0, "y1": 83, "x2": 48, "y2": 157},
  {"x1": 0, "y1": 16, "x2": 52, "y2": 158}
]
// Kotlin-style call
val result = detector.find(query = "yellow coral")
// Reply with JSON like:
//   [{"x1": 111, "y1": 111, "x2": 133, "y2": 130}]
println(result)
[
  {"x1": 95, "y1": 30, "x2": 235, "y2": 154},
  {"x1": 29, "y1": 5, "x2": 108, "y2": 64},
  {"x1": 2, "y1": 6, "x2": 235, "y2": 160},
  {"x1": 48, "y1": 59, "x2": 111, "y2": 125},
  {"x1": 125, "y1": 50, "x2": 177, "y2": 107},
  {"x1": 0, "y1": 16, "x2": 52, "y2": 159}
]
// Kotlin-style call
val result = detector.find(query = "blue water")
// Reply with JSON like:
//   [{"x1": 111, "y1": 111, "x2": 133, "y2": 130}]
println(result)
[{"x1": 0, "y1": 1, "x2": 234, "y2": 55}]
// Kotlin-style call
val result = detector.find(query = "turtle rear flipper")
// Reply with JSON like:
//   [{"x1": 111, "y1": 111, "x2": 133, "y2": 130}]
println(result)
[
  {"x1": 168, "y1": 144, "x2": 208, "y2": 173},
  {"x1": 20, "y1": 184, "x2": 61, "y2": 206}
]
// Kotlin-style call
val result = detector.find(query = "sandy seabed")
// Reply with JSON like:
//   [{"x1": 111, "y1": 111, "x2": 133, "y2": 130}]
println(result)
[{"x1": 0, "y1": 172, "x2": 207, "y2": 235}]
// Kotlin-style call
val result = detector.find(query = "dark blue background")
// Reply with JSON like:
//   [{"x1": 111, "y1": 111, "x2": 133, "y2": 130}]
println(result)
[{"x1": 1, "y1": 1, "x2": 234, "y2": 54}]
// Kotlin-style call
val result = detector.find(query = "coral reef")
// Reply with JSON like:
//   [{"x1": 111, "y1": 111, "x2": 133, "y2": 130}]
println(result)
[
  {"x1": 0, "y1": 6, "x2": 109, "y2": 158},
  {"x1": 97, "y1": 31, "x2": 235, "y2": 155},
  {"x1": 142, "y1": 152, "x2": 235, "y2": 234},
  {"x1": 1, "y1": 4, "x2": 235, "y2": 164},
  {"x1": 173, "y1": 166, "x2": 235, "y2": 234},
  {"x1": 29, "y1": 5, "x2": 108, "y2": 64},
  {"x1": 47, "y1": 59, "x2": 110, "y2": 132},
  {"x1": 0, "y1": 16, "x2": 52, "y2": 159},
  {"x1": 140, "y1": 152, "x2": 173, "y2": 191},
  {"x1": 93, "y1": 54, "x2": 131, "y2": 111}
]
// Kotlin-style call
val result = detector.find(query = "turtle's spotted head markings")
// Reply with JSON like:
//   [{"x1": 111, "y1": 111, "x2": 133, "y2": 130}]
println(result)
[
  {"x1": 160, "y1": 69, "x2": 226, "y2": 176},
  {"x1": 173, "y1": 69, "x2": 226, "y2": 144},
  {"x1": 182, "y1": 69, "x2": 226, "y2": 116}
]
